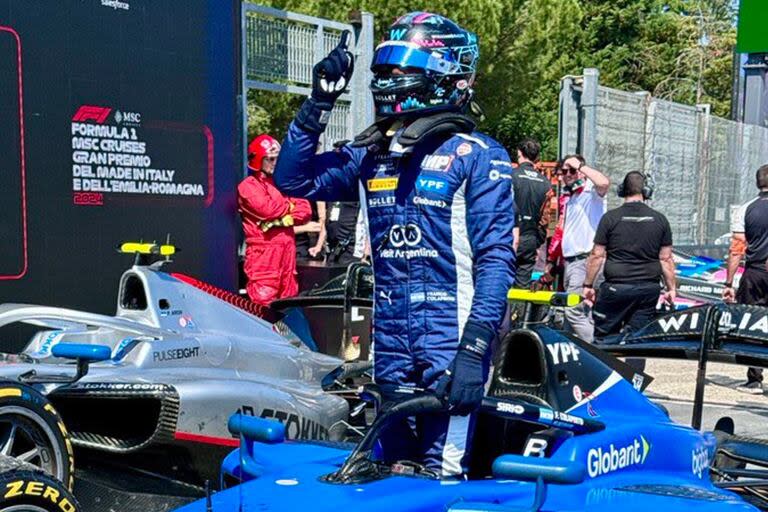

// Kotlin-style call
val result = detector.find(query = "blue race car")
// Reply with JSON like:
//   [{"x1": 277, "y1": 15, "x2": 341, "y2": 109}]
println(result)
[{"x1": 175, "y1": 294, "x2": 767, "y2": 512}]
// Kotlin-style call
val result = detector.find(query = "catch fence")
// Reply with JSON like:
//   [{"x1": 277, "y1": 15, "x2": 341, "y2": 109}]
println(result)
[
  {"x1": 241, "y1": 4, "x2": 375, "y2": 162},
  {"x1": 559, "y1": 68, "x2": 768, "y2": 245}
]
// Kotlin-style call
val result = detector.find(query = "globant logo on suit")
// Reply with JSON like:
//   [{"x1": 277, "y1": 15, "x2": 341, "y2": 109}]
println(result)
[{"x1": 413, "y1": 196, "x2": 447, "y2": 208}]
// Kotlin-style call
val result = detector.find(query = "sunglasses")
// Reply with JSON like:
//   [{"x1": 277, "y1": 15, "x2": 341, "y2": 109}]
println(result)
[{"x1": 560, "y1": 167, "x2": 579, "y2": 176}]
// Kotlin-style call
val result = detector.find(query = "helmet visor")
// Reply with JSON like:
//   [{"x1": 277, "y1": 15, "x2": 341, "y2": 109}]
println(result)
[{"x1": 371, "y1": 41, "x2": 461, "y2": 75}]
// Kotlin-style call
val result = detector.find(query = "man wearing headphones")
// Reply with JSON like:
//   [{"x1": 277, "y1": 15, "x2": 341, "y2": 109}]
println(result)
[{"x1": 582, "y1": 171, "x2": 676, "y2": 343}]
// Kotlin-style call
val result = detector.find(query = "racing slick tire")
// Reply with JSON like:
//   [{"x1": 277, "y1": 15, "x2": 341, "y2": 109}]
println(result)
[
  {"x1": 0, "y1": 383, "x2": 74, "y2": 490},
  {"x1": 0, "y1": 455, "x2": 80, "y2": 512}
]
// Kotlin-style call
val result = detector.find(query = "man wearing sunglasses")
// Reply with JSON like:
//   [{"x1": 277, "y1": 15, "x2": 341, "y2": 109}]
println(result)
[
  {"x1": 542, "y1": 154, "x2": 610, "y2": 342},
  {"x1": 238, "y1": 134, "x2": 312, "y2": 306},
  {"x1": 274, "y1": 13, "x2": 515, "y2": 476}
]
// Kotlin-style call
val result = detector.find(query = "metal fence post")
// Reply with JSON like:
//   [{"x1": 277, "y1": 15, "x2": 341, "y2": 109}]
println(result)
[
  {"x1": 558, "y1": 76, "x2": 578, "y2": 159},
  {"x1": 581, "y1": 68, "x2": 599, "y2": 164},
  {"x1": 744, "y1": 53, "x2": 768, "y2": 127},
  {"x1": 696, "y1": 103, "x2": 711, "y2": 244},
  {"x1": 642, "y1": 94, "x2": 656, "y2": 178},
  {"x1": 349, "y1": 11, "x2": 374, "y2": 137},
  {"x1": 240, "y1": 4, "x2": 249, "y2": 176},
  {"x1": 564, "y1": 66, "x2": 768, "y2": 246},
  {"x1": 314, "y1": 24, "x2": 326, "y2": 147}
]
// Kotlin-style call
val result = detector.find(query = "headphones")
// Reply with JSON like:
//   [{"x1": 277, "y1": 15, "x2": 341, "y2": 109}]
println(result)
[{"x1": 617, "y1": 171, "x2": 654, "y2": 200}]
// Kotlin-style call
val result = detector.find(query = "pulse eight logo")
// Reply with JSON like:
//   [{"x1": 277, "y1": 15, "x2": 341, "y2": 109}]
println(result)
[{"x1": 587, "y1": 436, "x2": 650, "y2": 477}]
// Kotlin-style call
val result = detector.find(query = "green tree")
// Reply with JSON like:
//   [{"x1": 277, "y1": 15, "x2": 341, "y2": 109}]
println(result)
[
  {"x1": 244, "y1": 0, "x2": 737, "y2": 159},
  {"x1": 479, "y1": 0, "x2": 583, "y2": 158}
]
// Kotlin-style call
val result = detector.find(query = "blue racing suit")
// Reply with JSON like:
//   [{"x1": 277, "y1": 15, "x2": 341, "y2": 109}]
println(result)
[{"x1": 274, "y1": 119, "x2": 515, "y2": 475}]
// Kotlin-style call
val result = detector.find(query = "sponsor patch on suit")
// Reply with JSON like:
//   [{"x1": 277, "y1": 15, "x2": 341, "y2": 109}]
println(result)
[
  {"x1": 420, "y1": 154, "x2": 454, "y2": 172},
  {"x1": 415, "y1": 177, "x2": 448, "y2": 195},
  {"x1": 367, "y1": 177, "x2": 398, "y2": 192}
]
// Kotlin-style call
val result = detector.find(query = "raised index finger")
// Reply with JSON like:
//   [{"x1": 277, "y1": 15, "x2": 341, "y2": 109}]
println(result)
[{"x1": 336, "y1": 30, "x2": 352, "y2": 51}]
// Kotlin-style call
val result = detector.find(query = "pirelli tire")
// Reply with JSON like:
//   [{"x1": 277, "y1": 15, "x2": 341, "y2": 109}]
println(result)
[
  {"x1": 0, "y1": 383, "x2": 74, "y2": 491},
  {"x1": 0, "y1": 455, "x2": 80, "y2": 512}
]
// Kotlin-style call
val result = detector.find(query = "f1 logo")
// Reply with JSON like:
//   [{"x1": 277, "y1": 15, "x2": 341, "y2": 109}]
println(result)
[{"x1": 72, "y1": 105, "x2": 112, "y2": 123}]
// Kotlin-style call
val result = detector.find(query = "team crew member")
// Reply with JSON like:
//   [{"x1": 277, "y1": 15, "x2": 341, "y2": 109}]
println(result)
[
  {"x1": 723, "y1": 164, "x2": 768, "y2": 393},
  {"x1": 542, "y1": 155, "x2": 609, "y2": 341},
  {"x1": 323, "y1": 140, "x2": 366, "y2": 264},
  {"x1": 274, "y1": 13, "x2": 515, "y2": 475},
  {"x1": 324, "y1": 201, "x2": 362, "y2": 264},
  {"x1": 238, "y1": 134, "x2": 312, "y2": 305},
  {"x1": 583, "y1": 172, "x2": 676, "y2": 344},
  {"x1": 295, "y1": 201, "x2": 324, "y2": 261},
  {"x1": 512, "y1": 138, "x2": 554, "y2": 288}
]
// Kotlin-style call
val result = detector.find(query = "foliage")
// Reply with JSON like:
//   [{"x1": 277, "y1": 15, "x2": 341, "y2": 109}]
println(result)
[
  {"x1": 244, "y1": 0, "x2": 737, "y2": 161},
  {"x1": 246, "y1": 89, "x2": 304, "y2": 142}
]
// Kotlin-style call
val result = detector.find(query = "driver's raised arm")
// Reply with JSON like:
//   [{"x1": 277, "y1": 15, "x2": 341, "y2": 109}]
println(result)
[
  {"x1": 274, "y1": 121, "x2": 363, "y2": 202},
  {"x1": 273, "y1": 30, "x2": 362, "y2": 202}
]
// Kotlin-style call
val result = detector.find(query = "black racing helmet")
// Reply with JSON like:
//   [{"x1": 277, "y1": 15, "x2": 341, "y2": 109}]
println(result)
[{"x1": 370, "y1": 12, "x2": 479, "y2": 117}]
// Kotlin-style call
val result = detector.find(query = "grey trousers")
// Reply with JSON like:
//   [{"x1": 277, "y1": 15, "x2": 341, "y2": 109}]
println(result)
[{"x1": 563, "y1": 258, "x2": 603, "y2": 342}]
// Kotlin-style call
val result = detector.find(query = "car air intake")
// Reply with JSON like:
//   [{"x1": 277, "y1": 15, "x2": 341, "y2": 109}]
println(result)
[
  {"x1": 489, "y1": 330, "x2": 549, "y2": 404},
  {"x1": 49, "y1": 384, "x2": 179, "y2": 453}
]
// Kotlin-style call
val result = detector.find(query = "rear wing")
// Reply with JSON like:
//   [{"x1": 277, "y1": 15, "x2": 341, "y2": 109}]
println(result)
[
  {"x1": 597, "y1": 303, "x2": 768, "y2": 368},
  {"x1": 595, "y1": 303, "x2": 768, "y2": 429}
]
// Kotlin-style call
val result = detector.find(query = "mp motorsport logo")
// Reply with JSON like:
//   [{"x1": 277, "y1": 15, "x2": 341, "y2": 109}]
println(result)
[{"x1": 587, "y1": 436, "x2": 650, "y2": 478}]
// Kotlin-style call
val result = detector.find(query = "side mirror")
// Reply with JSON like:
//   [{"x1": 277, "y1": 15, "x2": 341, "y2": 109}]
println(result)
[
  {"x1": 228, "y1": 413, "x2": 285, "y2": 444},
  {"x1": 21, "y1": 343, "x2": 114, "y2": 384},
  {"x1": 52, "y1": 343, "x2": 112, "y2": 362},
  {"x1": 492, "y1": 454, "x2": 585, "y2": 484}
]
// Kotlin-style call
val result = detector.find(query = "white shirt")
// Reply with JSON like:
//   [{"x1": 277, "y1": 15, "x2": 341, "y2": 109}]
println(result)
[{"x1": 562, "y1": 180, "x2": 607, "y2": 258}]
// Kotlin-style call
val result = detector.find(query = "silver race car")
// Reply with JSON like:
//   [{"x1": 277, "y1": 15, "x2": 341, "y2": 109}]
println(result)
[{"x1": 0, "y1": 242, "x2": 364, "y2": 486}]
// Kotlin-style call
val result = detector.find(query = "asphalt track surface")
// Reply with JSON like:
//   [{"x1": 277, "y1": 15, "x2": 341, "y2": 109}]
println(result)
[{"x1": 644, "y1": 359, "x2": 768, "y2": 437}]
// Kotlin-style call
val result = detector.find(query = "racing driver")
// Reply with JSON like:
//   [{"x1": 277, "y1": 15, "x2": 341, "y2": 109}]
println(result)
[
  {"x1": 238, "y1": 134, "x2": 312, "y2": 306},
  {"x1": 274, "y1": 13, "x2": 515, "y2": 476}
]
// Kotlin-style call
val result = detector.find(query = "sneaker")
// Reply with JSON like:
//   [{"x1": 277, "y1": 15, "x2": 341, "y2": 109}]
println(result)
[{"x1": 736, "y1": 381, "x2": 764, "y2": 394}]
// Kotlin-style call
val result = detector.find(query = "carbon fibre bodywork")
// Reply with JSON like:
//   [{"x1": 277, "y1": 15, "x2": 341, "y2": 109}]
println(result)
[{"x1": 0, "y1": 263, "x2": 349, "y2": 464}]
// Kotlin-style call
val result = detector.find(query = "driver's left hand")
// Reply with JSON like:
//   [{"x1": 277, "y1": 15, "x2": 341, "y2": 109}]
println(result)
[
  {"x1": 436, "y1": 350, "x2": 484, "y2": 416},
  {"x1": 436, "y1": 321, "x2": 492, "y2": 416}
]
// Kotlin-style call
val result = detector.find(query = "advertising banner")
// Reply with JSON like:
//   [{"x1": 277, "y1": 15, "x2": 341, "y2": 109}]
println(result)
[{"x1": 0, "y1": 0, "x2": 239, "y2": 349}]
